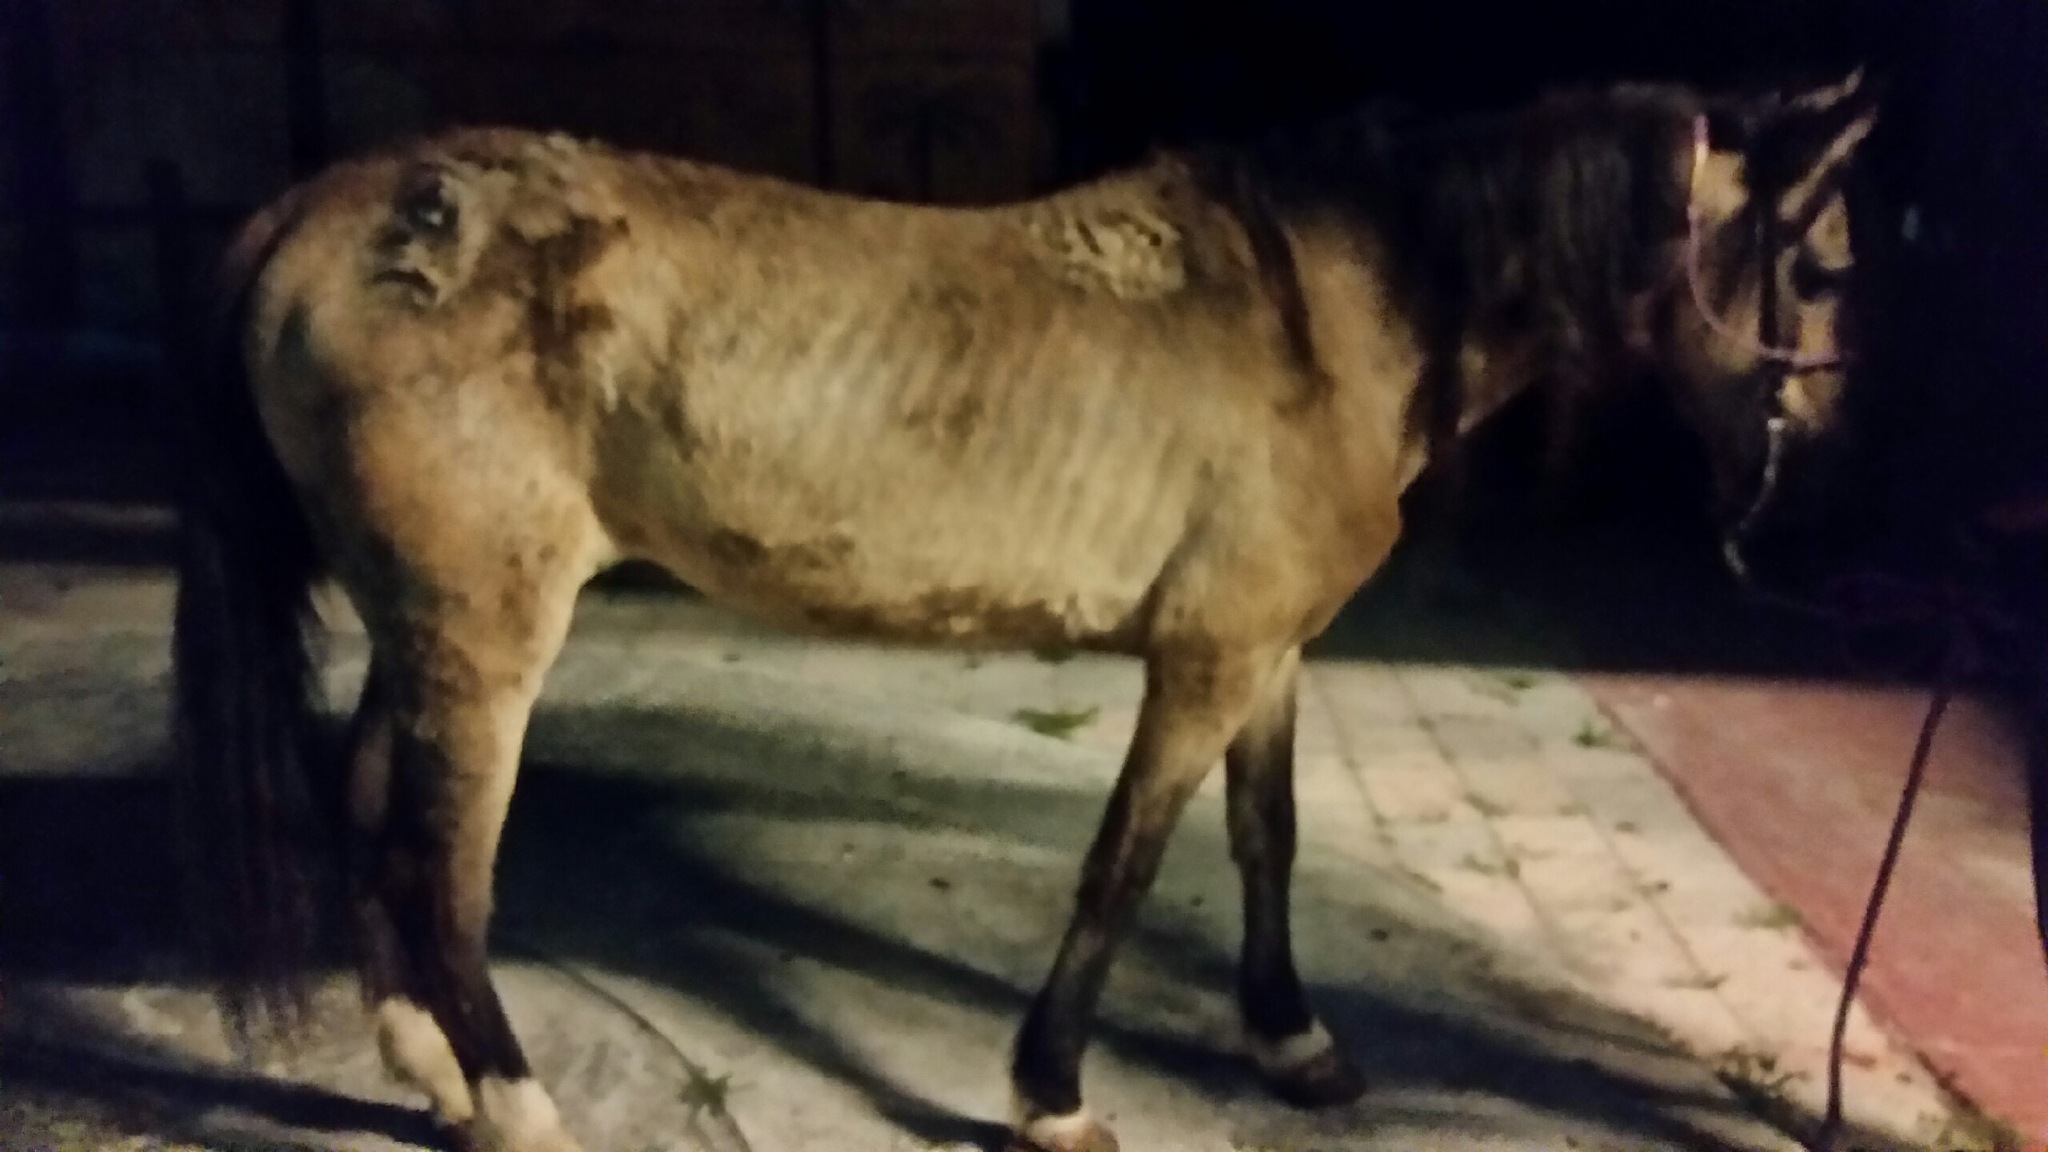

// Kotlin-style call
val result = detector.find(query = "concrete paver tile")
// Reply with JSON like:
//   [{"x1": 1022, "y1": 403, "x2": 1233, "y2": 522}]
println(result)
[
  {"x1": 1429, "y1": 714, "x2": 1541, "y2": 765},
  {"x1": 1554, "y1": 765, "x2": 1705, "y2": 838},
  {"x1": 1507, "y1": 680, "x2": 1612, "y2": 743},
  {"x1": 1306, "y1": 663, "x2": 1416, "y2": 726},
  {"x1": 1296, "y1": 754, "x2": 1398, "y2": 873},
  {"x1": 1541, "y1": 743, "x2": 1654, "y2": 786},
  {"x1": 1398, "y1": 665, "x2": 1518, "y2": 720},
  {"x1": 1490, "y1": 813, "x2": 1610, "y2": 862},
  {"x1": 1606, "y1": 981, "x2": 1753, "y2": 1057},
  {"x1": 1293, "y1": 681, "x2": 1353, "y2": 760},
  {"x1": 1609, "y1": 825, "x2": 1783, "y2": 929},
  {"x1": 1549, "y1": 898, "x2": 1702, "y2": 989},
  {"x1": 1424, "y1": 869, "x2": 1559, "y2": 962},
  {"x1": 1503, "y1": 823, "x2": 1638, "y2": 917},
  {"x1": 1332, "y1": 718, "x2": 1443, "y2": 764},
  {"x1": 1679, "y1": 926, "x2": 1916, "y2": 1095},
  {"x1": 1357, "y1": 761, "x2": 1482, "y2": 824},
  {"x1": 1383, "y1": 813, "x2": 1504, "y2": 875},
  {"x1": 1457, "y1": 763, "x2": 1583, "y2": 817}
]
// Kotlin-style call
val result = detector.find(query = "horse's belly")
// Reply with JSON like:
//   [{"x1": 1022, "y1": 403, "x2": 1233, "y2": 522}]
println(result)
[
  {"x1": 742, "y1": 567, "x2": 1153, "y2": 648},
  {"x1": 720, "y1": 483, "x2": 1179, "y2": 639},
  {"x1": 596, "y1": 440, "x2": 1183, "y2": 650},
  {"x1": 674, "y1": 516, "x2": 1165, "y2": 648}
]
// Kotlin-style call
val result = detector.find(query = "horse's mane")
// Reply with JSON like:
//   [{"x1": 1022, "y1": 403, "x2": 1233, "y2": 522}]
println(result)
[{"x1": 1190, "y1": 84, "x2": 1707, "y2": 446}]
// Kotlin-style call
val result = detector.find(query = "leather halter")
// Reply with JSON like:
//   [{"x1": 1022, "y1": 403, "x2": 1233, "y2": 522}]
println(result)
[
  {"x1": 1685, "y1": 115, "x2": 1845, "y2": 372},
  {"x1": 1685, "y1": 113, "x2": 1845, "y2": 577}
]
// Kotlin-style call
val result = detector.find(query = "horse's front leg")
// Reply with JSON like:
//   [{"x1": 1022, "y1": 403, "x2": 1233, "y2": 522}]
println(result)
[
  {"x1": 1008, "y1": 641, "x2": 1292, "y2": 1152},
  {"x1": 1223, "y1": 647, "x2": 1368, "y2": 1106}
]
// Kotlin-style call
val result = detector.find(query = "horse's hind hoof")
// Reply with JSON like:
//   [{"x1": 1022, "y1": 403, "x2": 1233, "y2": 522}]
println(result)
[
  {"x1": 1248, "y1": 1021, "x2": 1370, "y2": 1109},
  {"x1": 1263, "y1": 1043, "x2": 1369, "y2": 1108},
  {"x1": 1006, "y1": 1109, "x2": 1120, "y2": 1152},
  {"x1": 437, "y1": 1118, "x2": 484, "y2": 1152}
]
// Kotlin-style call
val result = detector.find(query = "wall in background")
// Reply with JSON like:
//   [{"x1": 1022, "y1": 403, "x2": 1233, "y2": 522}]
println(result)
[{"x1": 0, "y1": 0, "x2": 1052, "y2": 344}]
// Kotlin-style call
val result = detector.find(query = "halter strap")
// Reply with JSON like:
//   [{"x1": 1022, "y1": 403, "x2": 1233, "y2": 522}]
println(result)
[
  {"x1": 1720, "y1": 411, "x2": 1790, "y2": 583},
  {"x1": 1684, "y1": 114, "x2": 1844, "y2": 373},
  {"x1": 1691, "y1": 111, "x2": 1835, "y2": 582}
]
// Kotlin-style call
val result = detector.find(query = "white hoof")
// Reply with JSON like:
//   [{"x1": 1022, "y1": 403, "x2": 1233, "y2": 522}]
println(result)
[
  {"x1": 1243, "y1": 1017, "x2": 1369, "y2": 1108},
  {"x1": 1243, "y1": 1018, "x2": 1336, "y2": 1077},
  {"x1": 471, "y1": 1077, "x2": 584, "y2": 1152},
  {"x1": 375, "y1": 998, "x2": 474, "y2": 1126},
  {"x1": 1009, "y1": 1093, "x2": 1118, "y2": 1152}
]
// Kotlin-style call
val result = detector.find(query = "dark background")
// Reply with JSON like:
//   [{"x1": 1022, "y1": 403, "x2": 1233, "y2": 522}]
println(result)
[{"x1": 2, "y1": 0, "x2": 2044, "y2": 682}]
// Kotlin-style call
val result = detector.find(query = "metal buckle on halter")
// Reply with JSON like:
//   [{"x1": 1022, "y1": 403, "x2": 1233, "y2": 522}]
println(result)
[{"x1": 1720, "y1": 411, "x2": 1789, "y2": 583}]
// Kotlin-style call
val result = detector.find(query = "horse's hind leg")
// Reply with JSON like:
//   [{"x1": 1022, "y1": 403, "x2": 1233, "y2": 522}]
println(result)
[
  {"x1": 348, "y1": 557, "x2": 590, "y2": 1152},
  {"x1": 1009, "y1": 641, "x2": 1291, "y2": 1152},
  {"x1": 342, "y1": 657, "x2": 476, "y2": 1135},
  {"x1": 1223, "y1": 647, "x2": 1367, "y2": 1106}
]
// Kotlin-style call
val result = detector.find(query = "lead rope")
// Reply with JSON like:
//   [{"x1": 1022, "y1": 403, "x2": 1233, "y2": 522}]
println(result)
[
  {"x1": 1685, "y1": 109, "x2": 1992, "y2": 1146},
  {"x1": 1732, "y1": 547, "x2": 2005, "y2": 1151},
  {"x1": 1814, "y1": 644, "x2": 1959, "y2": 1151}
]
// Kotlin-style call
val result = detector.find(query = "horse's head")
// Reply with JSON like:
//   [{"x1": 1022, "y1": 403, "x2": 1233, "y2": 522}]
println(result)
[{"x1": 1657, "y1": 70, "x2": 1882, "y2": 581}]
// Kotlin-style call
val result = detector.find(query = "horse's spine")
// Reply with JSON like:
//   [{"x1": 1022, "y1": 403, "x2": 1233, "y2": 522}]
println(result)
[{"x1": 169, "y1": 187, "x2": 335, "y2": 1051}]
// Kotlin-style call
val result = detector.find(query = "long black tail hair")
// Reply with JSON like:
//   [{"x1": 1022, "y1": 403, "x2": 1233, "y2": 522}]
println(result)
[{"x1": 170, "y1": 189, "x2": 342, "y2": 1050}]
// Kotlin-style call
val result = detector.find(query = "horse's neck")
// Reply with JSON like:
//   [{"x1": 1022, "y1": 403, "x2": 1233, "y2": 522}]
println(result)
[{"x1": 1284, "y1": 215, "x2": 1563, "y2": 489}]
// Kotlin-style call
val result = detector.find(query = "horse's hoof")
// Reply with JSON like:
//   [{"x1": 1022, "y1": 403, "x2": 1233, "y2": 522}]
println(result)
[
  {"x1": 437, "y1": 1117, "x2": 485, "y2": 1152},
  {"x1": 1006, "y1": 1109, "x2": 1120, "y2": 1152},
  {"x1": 1248, "y1": 1021, "x2": 1369, "y2": 1109},
  {"x1": 465, "y1": 1079, "x2": 586, "y2": 1152},
  {"x1": 1263, "y1": 1042, "x2": 1369, "y2": 1108}
]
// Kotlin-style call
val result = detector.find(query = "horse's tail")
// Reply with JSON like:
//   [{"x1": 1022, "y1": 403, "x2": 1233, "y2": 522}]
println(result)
[{"x1": 170, "y1": 185, "x2": 337, "y2": 1050}]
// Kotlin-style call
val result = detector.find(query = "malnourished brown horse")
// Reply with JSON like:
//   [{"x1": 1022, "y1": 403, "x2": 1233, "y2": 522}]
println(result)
[{"x1": 172, "y1": 72, "x2": 1879, "y2": 1152}]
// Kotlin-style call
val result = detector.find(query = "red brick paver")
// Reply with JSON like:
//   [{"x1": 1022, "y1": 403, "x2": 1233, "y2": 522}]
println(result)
[{"x1": 1585, "y1": 674, "x2": 2048, "y2": 1145}]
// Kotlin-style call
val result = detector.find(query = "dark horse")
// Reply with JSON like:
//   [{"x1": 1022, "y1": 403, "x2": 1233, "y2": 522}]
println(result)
[{"x1": 172, "y1": 71, "x2": 1879, "y2": 1152}]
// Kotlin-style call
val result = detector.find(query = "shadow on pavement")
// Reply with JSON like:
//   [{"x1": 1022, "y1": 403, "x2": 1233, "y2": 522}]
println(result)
[{"x1": 0, "y1": 694, "x2": 1931, "y2": 1151}]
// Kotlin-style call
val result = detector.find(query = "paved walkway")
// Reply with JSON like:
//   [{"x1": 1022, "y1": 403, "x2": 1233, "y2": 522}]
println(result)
[
  {"x1": 1588, "y1": 672, "x2": 2048, "y2": 1146},
  {"x1": 0, "y1": 564, "x2": 1993, "y2": 1151}
]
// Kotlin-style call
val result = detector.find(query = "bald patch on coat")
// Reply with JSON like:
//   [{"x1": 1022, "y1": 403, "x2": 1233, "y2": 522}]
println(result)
[{"x1": 1022, "y1": 199, "x2": 1189, "y2": 301}]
